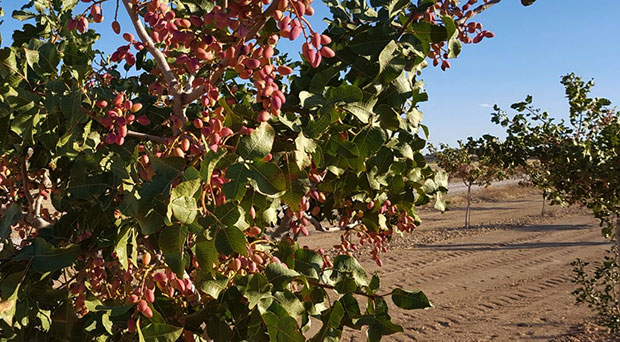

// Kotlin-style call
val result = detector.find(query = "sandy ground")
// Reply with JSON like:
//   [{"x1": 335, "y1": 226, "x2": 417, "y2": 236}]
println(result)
[{"x1": 297, "y1": 190, "x2": 617, "y2": 341}]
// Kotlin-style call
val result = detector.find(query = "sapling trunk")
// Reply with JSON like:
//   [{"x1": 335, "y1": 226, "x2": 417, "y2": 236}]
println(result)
[{"x1": 465, "y1": 184, "x2": 472, "y2": 229}]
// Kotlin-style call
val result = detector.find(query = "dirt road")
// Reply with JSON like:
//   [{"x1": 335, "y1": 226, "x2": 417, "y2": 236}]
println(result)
[{"x1": 299, "y1": 193, "x2": 614, "y2": 341}]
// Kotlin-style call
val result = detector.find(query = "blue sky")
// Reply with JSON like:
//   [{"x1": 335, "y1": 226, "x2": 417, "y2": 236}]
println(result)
[{"x1": 1, "y1": 0, "x2": 619, "y2": 146}]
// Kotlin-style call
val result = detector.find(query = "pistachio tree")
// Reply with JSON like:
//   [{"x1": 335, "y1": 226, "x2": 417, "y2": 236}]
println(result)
[
  {"x1": 430, "y1": 139, "x2": 504, "y2": 228},
  {"x1": 0, "y1": 0, "x2": 529, "y2": 340},
  {"x1": 491, "y1": 74, "x2": 620, "y2": 331}
]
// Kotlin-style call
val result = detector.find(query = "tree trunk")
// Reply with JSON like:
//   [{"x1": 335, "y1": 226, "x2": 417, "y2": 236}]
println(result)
[
  {"x1": 616, "y1": 215, "x2": 620, "y2": 266},
  {"x1": 541, "y1": 193, "x2": 546, "y2": 216},
  {"x1": 616, "y1": 215, "x2": 620, "y2": 305},
  {"x1": 465, "y1": 184, "x2": 472, "y2": 229},
  {"x1": 270, "y1": 214, "x2": 291, "y2": 238}
]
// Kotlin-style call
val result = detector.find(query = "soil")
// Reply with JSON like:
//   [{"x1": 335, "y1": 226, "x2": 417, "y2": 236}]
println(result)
[{"x1": 297, "y1": 191, "x2": 618, "y2": 342}]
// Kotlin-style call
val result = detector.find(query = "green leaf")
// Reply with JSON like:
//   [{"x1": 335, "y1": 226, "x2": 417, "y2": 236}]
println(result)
[
  {"x1": 119, "y1": 192, "x2": 139, "y2": 216},
  {"x1": 140, "y1": 323, "x2": 183, "y2": 342},
  {"x1": 376, "y1": 104, "x2": 401, "y2": 130},
  {"x1": 0, "y1": 271, "x2": 22, "y2": 326},
  {"x1": 326, "y1": 85, "x2": 363, "y2": 104},
  {"x1": 262, "y1": 313, "x2": 305, "y2": 342},
  {"x1": 273, "y1": 290, "x2": 305, "y2": 318},
  {"x1": 195, "y1": 234, "x2": 218, "y2": 274},
  {"x1": 223, "y1": 163, "x2": 250, "y2": 201},
  {"x1": 376, "y1": 40, "x2": 405, "y2": 84},
  {"x1": 281, "y1": 163, "x2": 310, "y2": 212},
  {"x1": 350, "y1": 26, "x2": 396, "y2": 56},
  {"x1": 171, "y1": 178, "x2": 201, "y2": 198},
  {"x1": 114, "y1": 226, "x2": 132, "y2": 270},
  {"x1": 295, "y1": 133, "x2": 318, "y2": 169},
  {"x1": 332, "y1": 255, "x2": 368, "y2": 287},
  {"x1": 0, "y1": 203, "x2": 21, "y2": 240},
  {"x1": 238, "y1": 122, "x2": 274, "y2": 161},
  {"x1": 299, "y1": 91, "x2": 327, "y2": 109},
  {"x1": 215, "y1": 226, "x2": 247, "y2": 256},
  {"x1": 310, "y1": 301, "x2": 345, "y2": 342},
  {"x1": 353, "y1": 126, "x2": 386, "y2": 158},
  {"x1": 168, "y1": 179, "x2": 200, "y2": 224},
  {"x1": 168, "y1": 195, "x2": 198, "y2": 224},
  {"x1": 200, "y1": 149, "x2": 226, "y2": 181},
  {"x1": 294, "y1": 249, "x2": 323, "y2": 279},
  {"x1": 247, "y1": 161, "x2": 286, "y2": 197},
  {"x1": 344, "y1": 92, "x2": 378, "y2": 124},
  {"x1": 159, "y1": 224, "x2": 188, "y2": 277},
  {"x1": 242, "y1": 274, "x2": 273, "y2": 311},
  {"x1": 304, "y1": 105, "x2": 334, "y2": 138},
  {"x1": 213, "y1": 202, "x2": 245, "y2": 227},
  {"x1": 196, "y1": 273, "x2": 229, "y2": 299},
  {"x1": 391, "y1": 288, "x2": 432, "y2": 309},
  {"x1": 60, "y1": 91, "x2": 83, "y2": 125},
  {"x1": 14, "y1": 238, "x2": 80, "y2": 273},
  {"x1": 265, "y1": 263, "x2": 300, "y2": 291}
]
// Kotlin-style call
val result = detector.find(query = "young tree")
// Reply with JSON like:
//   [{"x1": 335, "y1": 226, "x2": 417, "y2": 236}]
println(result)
[
  {"x1": 0, "y1": 0, "x2": 532, "y2": 340},
  {"x1": 492, "y1": 74, "x2": 620, "y2": 331},
  {"x1": 430, "y1": 140, "x2": 504, "y2": 228}
]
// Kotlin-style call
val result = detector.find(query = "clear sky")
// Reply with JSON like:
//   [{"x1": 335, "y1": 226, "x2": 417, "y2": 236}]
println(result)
[{"x1": 1, "y1": 0, "x2": 619, "y2": 146}]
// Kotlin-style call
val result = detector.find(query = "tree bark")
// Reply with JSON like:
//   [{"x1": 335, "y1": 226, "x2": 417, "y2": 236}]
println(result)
[
  {"x1": 465, "y1": 184, "x2": 472, "y2": 229},
  {"x1": 270, "y1": 215, "x2": 291, "y2": 238},
  {"x1": 616, "y1": 215, "x2": 620, "y2": 266}
]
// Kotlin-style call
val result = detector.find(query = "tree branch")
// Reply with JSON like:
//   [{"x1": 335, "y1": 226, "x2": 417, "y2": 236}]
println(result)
[
  {"x1": 121, "y1": 0, "x2": 179, "y2": 96},
  {"x1": 456, "y1": 0, "x2": 501, "y2": 25},
  {"x1": 182, "y1": 0, "x2": 280, "y2": 105},
  {"x1": 126, "y1": 129, "x2": 166, "y2": 144}
]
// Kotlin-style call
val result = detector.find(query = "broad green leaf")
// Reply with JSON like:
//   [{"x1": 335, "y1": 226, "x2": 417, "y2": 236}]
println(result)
[
  {"x1": 265, "y1": 263, "x2": 300, "y2": 291},
  {"x1": 223, "y1": 163, "x2": 250, "y2": 201},
  {"x1": 0, "y1": 271, "x2": 22, "y2": 326},
  {"x1": 332, "y1": 255, "x2": 368, "y2": 286},
  {"x1": 241, "y1": 274, "x2": 273, "y2": 311},
  {"x1": 262, "y1": 313, "x2": 305, "y2": 342},
  {"x1": 159, "y1": 224, "x2": 188, "y2": 277},
  {"x1": 295, "y1": 133, "x2": 318, "y2": 169},
  {"x1": 310, "y1": 301, "x2": 345, "y2": 342},
  {"x1": 376, "y1": 40, "x2": 404, "y2": 84},
  {"x1": 0, "y1": 203, "x2": 21, "y2": 239},
  {"x1": 168, "y1": 195, "x2": 198, "y2": 224},
  {"x1": 350, "y1": 26, "x2": 396, "y2": 55},
  {"x1": 294, "y1": 249, "x2": 323, "y2": 279},
  {"x1": 273, "y1": 290, "x2": 305, "y2": 318},
  {"x1": 140, "y1": 323, "x2": 183, "y2": 342},
  {"x1": 14, "y1": 238, "x2": 80, "y2": 273},
  {"x1": 213, "y1": 202, "x2": 245, "y2": 227},
  {"x1": 195, "y1": 235, "x2": 218, "y2": 274},
  {"x1": 326, "y1": 85, "x2": 363, "y2": 104},
  {"x1": 376, "y1": 104, "x2": 401, "y2": 130},
  {"x1": 304, "y1": 105, "x2": 334, "y2": 138},
  {"x1": 196, "y1": 273, "x2": 229, "y2": 299},
  {"x1": 281, "y1": 163, "x2": 310, "y2": 211},
  {"x1": 114, "y1": 226, "x2": 132, "y2": 270},
  {"x1": 247, "y1": 161, "x2": 286, "y2": 197},
  {"x1": 299, "y1": 91, "x2": 327, "y2": 109},
  {"x1": 200, "y1": 149, "x2": 226, "y2": 181},
  {"x1": 238, "y1": 122, "x2": 274, "y2": 160},
  {"x1": 171, "y1": 178, "x2": 201, "y2": 198},
  {"x1": 391, "y1": 288, "x2": 432, "y2": 309},
  {"x1": 215, "y1": 226, "x2": 247, "y2": 256},
  {"x1": 353, "y1": 126, "x2": 386, "y2": 158},
  {"x1": 60, "y1": 91, "x2": 82, "y2": 125}
]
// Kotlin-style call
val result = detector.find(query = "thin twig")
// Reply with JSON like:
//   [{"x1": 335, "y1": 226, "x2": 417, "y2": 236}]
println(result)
[
  {"x1": 126, "y1": 130, "x2": 166, "y2": 144},
  {"x1": 456, "y1": 0, "x2": 502, "y2": 25}
]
